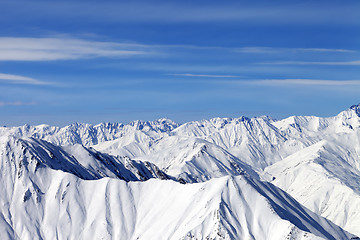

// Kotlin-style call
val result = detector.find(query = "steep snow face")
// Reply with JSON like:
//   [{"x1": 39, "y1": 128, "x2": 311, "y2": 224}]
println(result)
[
  {"x1": 136, "y1": 136, "x2": 260, "y2": 183},
  {"x1": 0, "y1": 161, "x2": 354, "y2": 240},
  {"x1": 0, "y1": 136, "x2": 168, "y2": 182},
  {"x1": 265, "y1": 140, "x2": 360, "y2": 236},
  {"x1": 93, "y1": 130, "x2": 154, "y2": 158}
]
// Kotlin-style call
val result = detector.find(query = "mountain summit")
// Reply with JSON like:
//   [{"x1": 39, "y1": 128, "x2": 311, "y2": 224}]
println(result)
[{"x1": 350, "y1": 104, "x2": 360, "y2": 117}]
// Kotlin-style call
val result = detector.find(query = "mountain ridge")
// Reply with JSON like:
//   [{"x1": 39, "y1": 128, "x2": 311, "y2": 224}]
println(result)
[{"x1": 1, "y1": 104, "x2": 360, "y2": 238}]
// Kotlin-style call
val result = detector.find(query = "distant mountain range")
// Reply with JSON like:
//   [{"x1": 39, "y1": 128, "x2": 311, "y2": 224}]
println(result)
[{"x1": 1, "y1": 105, "x2": 360, "y2": 239}]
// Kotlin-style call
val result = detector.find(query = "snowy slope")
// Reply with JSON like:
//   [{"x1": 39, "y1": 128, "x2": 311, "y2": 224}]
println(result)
[
  {"x1": 136, "y1": 135, "x2": 260, "y2": 183},
  {"x1": 172, "y1": 116, "x2": 287, "y2": 169},
  {"x1": 274, "y1": 104, "x2": 360, "y2": 136},
  {"x1": 265, "y1": 140, "x2": 360, "y2": 236},
  {"x1": 93, "y1": 130, "x2": 154, "y2": 158},
  {"x1": 0, "y1": 162, "x2": 354, "y2": 240},
  {"x1": 0, "y1": 136, "x2": 168, "y2": 182}
]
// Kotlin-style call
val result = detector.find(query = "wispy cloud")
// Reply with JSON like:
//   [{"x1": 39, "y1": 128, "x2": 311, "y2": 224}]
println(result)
[
  {"x1": 0, "y1": 101, "x2": 36, "y2": 107},
  {"x1": 167, "y1": 73, "x2": 241, "y2": 78},
  {"x1": 235, "y1": 47, "x2": 356, "y2": 54},
  {"x1": 296, "y1": 48, "x2": 355, "y2": 53},
  {"x1": 0, "y1": 37, "x2": 150, "y2": 61},
  {"x1": 261, "y1": 60, "x2": 360, "y2": 65},
  {"x1": 146, "y1": 45, "x2": 356, "y2": 54},
  {"x1": 222, "y1": 79, "x2": 360, "y2": 86},
  {"x1": 234, "y1": 47, "x2": 278, "y2": 54},
  {"x1": 0, "y1": 73, "x2": 51, "y2": 85},
  {"x1": 254, "y1": 79, "x2": 360, "y2": 86},
  {"x1": 0, "y1": 36, "x2": 356, "y2": 62}
]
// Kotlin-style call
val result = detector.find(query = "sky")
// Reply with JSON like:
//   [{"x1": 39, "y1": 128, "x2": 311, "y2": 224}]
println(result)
[{"x1": 0, "y1": 0, "x2": 359, "y2": 126}]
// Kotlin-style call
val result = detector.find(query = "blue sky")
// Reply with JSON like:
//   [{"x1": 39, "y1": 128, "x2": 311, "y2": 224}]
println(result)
[{"x1": 0, "y1": 0, "x2": 359, "y2": 126}]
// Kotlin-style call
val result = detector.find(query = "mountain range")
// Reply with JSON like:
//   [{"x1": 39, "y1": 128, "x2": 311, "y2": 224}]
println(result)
[{"x1": 1, "y1": 105, "x2": 360, "y2": 239}]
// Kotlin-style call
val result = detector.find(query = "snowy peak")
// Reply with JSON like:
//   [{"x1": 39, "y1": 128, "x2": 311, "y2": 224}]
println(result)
[
  {"x1": 273, "y1": 104, "x2": 360, "y2": 136},
  {"x1": 137, "y1": 136, "x2": 259, "y2": 183},
  {"x1": 0, "y1": 136, "x2": 168, "y2": 182},
  {"x1": 336, "y1": 104, "x2": 360, "y2": 120},
  {"x1": 172, "y1": 117, "x2": 243, "y2": 137},
  {"x1": 350, "y1": 104, "x2": 360, "y2": 117},
  {"x1": 128, "y1": 118, "x2": 179, "y2": 133},
  {"x1": 173, "y1": 116, "x2": 285, "y2": 147},
  {"x1": 93, "y1": 130, "x2": 154, "y2": 158}
]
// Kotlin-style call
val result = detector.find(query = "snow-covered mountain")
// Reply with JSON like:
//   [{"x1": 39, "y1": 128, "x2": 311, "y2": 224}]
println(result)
[
  {"x1": 0, "y1": 148, "x2": 354, "y2": 239},
  {"x1": 1, "y1": 105, "x2": 360, "y2": 238}
]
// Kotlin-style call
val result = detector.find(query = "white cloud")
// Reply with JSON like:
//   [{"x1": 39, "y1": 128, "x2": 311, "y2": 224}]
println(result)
[
  {"x1": 262, "y1": 60, "x2": 360, "y2": 65},
  {"x1": 0, "y1": 37, "x2": 150, "y2": 61},
  {"x1": 216, "y1": 79, "x2": 360, "y2": 87},
  {"x1": 235, "y1": 47, "x2": 356, "y2": 54},
  {"x1": 234, "y1": 47, "x2": 278, "y2": 54},
  {"x1": 250, "y1": 79, "x2": 360, "y2": 86},
  {"x1": 0, "y1": 73, "x2": 50, "y2": 85},
  {"x1": 0, "y1": 36, "x2": 355, "y2": 62},
  {"x1": 167, "y1": 73, "x2": 241, "y2": 78},
  {"x1": 296, "y1": 48, "x2": 355, "y2": 53},
  {"x1": 0, "y1": 101, "x2": 36, "y2": 107}
]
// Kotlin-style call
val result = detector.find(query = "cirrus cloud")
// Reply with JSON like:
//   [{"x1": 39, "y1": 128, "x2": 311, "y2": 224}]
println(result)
[
  {"x1": 261, "y1": 60, "x2": 360, "y2": 66},
  {"x1": 0, "y1": 73, "x2": 50, "y2": 85},
  {"x1": 167, "y1": 73, "x2": 242, "y2": 78},
  {"x1": 216, "y1": 79, "x2": 360, "y2": 87},
  {"x1": 0, "y1": 37, "x2": 150, "y2": 61},
  {"x1": 253, "y1": 79, "x2": 360, "y2": 86}
]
